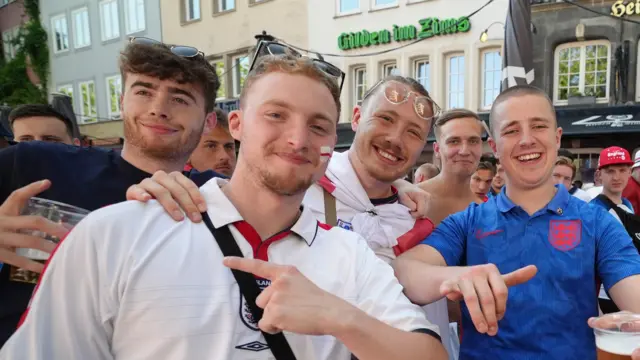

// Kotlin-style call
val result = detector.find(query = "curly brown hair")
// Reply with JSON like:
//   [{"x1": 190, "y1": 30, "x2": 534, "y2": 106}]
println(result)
[
  {"x1": 240, "y1": 55, "x2": 341, "y2": 120},
  {"x1": 119, "y1": 42, "x2": 220, "y2": 114}
]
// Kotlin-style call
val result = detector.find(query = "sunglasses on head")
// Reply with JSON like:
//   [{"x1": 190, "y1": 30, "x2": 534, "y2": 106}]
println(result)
[
  {"x1": 364, "y1": 80, "x2": 441, "y2": 121},
  {"x1": 249, "y1": 41, "x2": 346, "y2": 93},
  {"x1": 129, "y1": 37, "x2": 205, "y2": 59}
]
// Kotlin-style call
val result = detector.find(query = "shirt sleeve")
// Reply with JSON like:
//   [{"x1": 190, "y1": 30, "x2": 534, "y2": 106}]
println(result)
[
  {"x1": 353, "y1": 235, "x2": 441, "y2": 340},
  {"x1": 0, "y1": 216, "x2": 114, "y2": 360},
  {"x1": 422, "y1": 209, "x2": 471, "y2": 267},
  {"x1": 0, "y1": 145, "x2": 17, "y2": 203},
  {"x1": 595, "y1": 206, "x2": 640, "y2": 292}
]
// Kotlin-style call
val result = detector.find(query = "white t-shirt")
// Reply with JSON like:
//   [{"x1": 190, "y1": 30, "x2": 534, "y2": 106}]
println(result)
[
  {"x1": 303, "y1": 153, "x2": 452, "y2": 359},
  {"x1": 0, "y1": 178, "x2": 439, "y2": 360},
  {"x1": 572, "y1": 188, "x2": 592, "y2": 202}
]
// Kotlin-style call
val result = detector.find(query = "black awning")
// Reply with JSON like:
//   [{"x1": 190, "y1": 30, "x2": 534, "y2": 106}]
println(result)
[{"x1": 556, "y1": 105, "x2": 640, "y2": 136}]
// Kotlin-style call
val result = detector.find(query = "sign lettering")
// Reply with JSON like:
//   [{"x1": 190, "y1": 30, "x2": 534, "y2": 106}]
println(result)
[
  {"x1": 338, "y1": 16, "x2": 471, "y2": 51},
  {"x1": 611, "y1": 0, "x2": 640, "y2": 17}
]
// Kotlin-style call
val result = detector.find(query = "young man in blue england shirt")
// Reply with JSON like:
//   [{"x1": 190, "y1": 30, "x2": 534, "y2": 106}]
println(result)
[
  {"x1": 393, "y1": 85, "x2": 640, "y2": 360},
  {"x1": 0, "y1": 39, "x2": 224, "y2": 346}
]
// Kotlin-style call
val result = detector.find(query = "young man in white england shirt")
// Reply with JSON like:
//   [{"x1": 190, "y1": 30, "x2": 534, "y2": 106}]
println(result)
[{"x1": 0, "y1": 55, "x2": 449, "y2": 360}]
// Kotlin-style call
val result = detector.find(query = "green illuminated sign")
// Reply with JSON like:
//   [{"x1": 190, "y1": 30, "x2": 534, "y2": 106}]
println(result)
[{"x1": 338, "y1": 16, "x2": 471, "y2": 51}]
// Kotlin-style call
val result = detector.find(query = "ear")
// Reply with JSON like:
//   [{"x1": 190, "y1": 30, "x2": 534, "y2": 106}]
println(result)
[
  {"x1": 415, "y1": 174, "x2": 424, "y2": 184},
  {"x1": 72, "y1": 137, "x2": 81, "y2": 146},
  {"x1": 433, "y1": 142, "x2": 440, "y2": 158},
  {"x1": 351, "y1": 106, "x2": 362, "y2": 132},
  {"x1": 119, "y1": 93, "x2": 124, "y2": 112},
  {"x1": 205, "y1": 111, "x2": 217, "y2": 130},
  {"x1": 228, "y1": 110, "x2": 242, "y2": 142},
  {"x1": 555, "y1": 126, "x2": 563, "y2": 151},
  {"x1": 488, "y1": 137, "x2": 498, "y2": 158}
]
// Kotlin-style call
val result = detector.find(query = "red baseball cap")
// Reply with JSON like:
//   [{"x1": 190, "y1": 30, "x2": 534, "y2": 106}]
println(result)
[{"x1": 598, "y1": 146, "x2": 634, "y2": 169}]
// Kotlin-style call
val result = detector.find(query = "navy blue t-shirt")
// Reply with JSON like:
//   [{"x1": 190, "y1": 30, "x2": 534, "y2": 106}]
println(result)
[{"x1": 0, "y1": 141, "x2": 221, "y2": 346}]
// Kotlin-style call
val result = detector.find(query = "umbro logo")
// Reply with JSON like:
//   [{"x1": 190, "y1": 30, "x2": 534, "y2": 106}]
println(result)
[{"x1": 235, "y1": 341, "x2": 269, "y2": 352}]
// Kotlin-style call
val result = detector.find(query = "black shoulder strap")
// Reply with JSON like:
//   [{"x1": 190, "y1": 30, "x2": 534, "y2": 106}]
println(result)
[
  {"x1": 201, "y1": 212, "x2": 297, "y2": 360},
  {"x1": 596, "y1": 194, "x2": 630, "y2": 219}
]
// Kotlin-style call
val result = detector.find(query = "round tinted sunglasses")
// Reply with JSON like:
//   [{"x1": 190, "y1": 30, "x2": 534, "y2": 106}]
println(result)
[
  {"x1": 129, "y1": 37, "x2": 205, "y2": 58},
  {"x1": 365, "y1": 80, "x2": 441, "y2": 121},
  {"x1": 251, "y1": 41, "x2": 346, "y2": 92}
]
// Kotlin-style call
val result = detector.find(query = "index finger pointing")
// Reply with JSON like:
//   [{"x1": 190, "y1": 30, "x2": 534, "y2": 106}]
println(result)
[
  {"x1": 502, "y1": 265, "x2": 537, "y2": 288},
  {"x1": 223, "y1": 257, "x2": 281, "y2": 280}
]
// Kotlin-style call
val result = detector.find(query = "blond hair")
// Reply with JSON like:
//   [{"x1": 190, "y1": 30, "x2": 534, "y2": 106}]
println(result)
[{"x1": 555, "y1": 156, "x2": 576, "y2": 180}]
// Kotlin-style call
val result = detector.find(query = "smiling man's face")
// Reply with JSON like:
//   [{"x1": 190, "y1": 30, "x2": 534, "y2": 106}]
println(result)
[
  {"x1": 434, "y1": 116, "x2": 483, "y2": 177},
  {"x1": 350, "y1": 81, "x2": 431, "y2": 183}
]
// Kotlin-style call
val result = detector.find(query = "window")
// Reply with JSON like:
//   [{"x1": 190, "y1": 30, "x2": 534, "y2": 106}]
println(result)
[
  {"x1": 106, "y1": 75, "x2": 122, "y2": 119},
  {"x1": 353, "y1": 67, "x2": 367, "y2": 106},
  {"x1": 124, "y1": 0, "x2": 146, "y2": 34},
  {"x1": 481, "y1": 50, "x2": 502, "y2": 109},
  {"x1": 232, "y1": 55, "x2": 249, "y2": 97},
  {"x1": 373, "y1": 0, "x2": 396, "y2": 8},
  {"x1": 212, "y1": 60, "x2": 226, "y2": 99},
  {"x1": 184, "y1": 0, "x2": 200, "y2": 21},
  {"x1": 218, "y1": 0, "x2": 235, "y2": 12},
  {"x1": 57, "y1": 84, "x2": 74, "y2": 106},
  {"x1": 79, "y1": 81, "x2": 97, "y2": 123},
  {"x1": 51, "y1": 14, "x2": 69, "y2": 53},
  {"x1": 414, "y1": 59, "x2": 430, "y2": 92},
  {"x1": 338, "y1": 0, "x2": 359, "y2": 14},
  {"x1": 381, "y1": 62, "x2": 397, "y2": 77},
  {"x1": 100, "y1": 0, "x2": 120, "y2": 41},
  {"x1": 554, "y1": 41, "x2": 610, "y2": 104},
  {"x1": 2, "y1": 27, "x2": 20, "y2": 60},
  {"x1": 447, "y1": 54, "x2": 465, "y2": 109},
  {"x1": 72, "y1": 7, "x2": 91, "y2": 48}
]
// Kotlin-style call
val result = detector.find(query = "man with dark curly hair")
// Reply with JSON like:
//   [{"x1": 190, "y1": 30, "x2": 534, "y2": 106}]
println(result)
[{"x1": 0, "y1": 38, "x2": 223, "y2": 346}]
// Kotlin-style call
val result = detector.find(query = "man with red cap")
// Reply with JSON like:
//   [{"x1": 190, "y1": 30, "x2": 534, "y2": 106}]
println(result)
[{"x1": 590, "y1": 146, "x2": 636, "y2": 313}]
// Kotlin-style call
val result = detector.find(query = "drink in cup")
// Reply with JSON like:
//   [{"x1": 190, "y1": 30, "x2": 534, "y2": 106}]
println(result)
[
  {"x1": 593, "y1": 312, "x2": 640, "y2": 360},
  {"x1": 9, "y1": 197, "x2": 90, "y2": 284}
]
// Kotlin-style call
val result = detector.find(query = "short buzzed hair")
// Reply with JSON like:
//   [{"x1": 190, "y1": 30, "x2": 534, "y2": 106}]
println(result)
[
  {"x1": 415, "y1": 163, "x2": 439, "y2": 181},
  {"x1": 433, "y1": 108, "x2": 482, "y2": 139},
  {"x1": 9, "y1": 104, "x2": 74, "y2": 138},
  {"x1": 213, "y1": 108, "x2": 229, "y2": 130},
  {"x1": 489, "y1": 85, "x2": 555, "y2": 136}
]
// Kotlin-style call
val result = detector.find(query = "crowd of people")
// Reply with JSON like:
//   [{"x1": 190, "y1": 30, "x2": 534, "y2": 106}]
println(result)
[{"x1": 0, "y1": 36, "x2": 638, "y2": 359}]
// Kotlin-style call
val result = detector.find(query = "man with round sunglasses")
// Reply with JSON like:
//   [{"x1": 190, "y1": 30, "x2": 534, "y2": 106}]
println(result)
[{"x1": 0, "y1": 38, "x2": 223, "y2": 346}]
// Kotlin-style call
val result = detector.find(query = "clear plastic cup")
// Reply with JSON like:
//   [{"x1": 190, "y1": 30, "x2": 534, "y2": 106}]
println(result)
[
  {"x1": 8, "y1": 197, "x2": 89, "y2": 284},
  {"x1": 593, "y1": 312, "x2": 640, "y2": 360}
]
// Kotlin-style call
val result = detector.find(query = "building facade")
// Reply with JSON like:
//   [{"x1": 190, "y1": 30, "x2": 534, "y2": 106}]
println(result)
[
  {"x1": 41, "y1": 0, "x2": 163, "y2": 140},
  {"x1": 530, "y1": 0, "x2": 640, "y2": 181},
  {"x1": 160, "y1": 0, "x2": 309, "y2": 112},
  {"x1": 307, "y1": 0, "x2": 509, "y2": 163}
]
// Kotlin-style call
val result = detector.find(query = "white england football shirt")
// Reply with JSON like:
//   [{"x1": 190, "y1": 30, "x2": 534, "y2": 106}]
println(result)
[{"x1": 0, "y1": 178, "x2": 439, "y2": 360}]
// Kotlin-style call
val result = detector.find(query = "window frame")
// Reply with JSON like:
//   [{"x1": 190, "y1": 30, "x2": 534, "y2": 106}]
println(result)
[
  {"x1": 336, "y1": 0, "x2": 360, "y2": 15},
  {"x1": 105, "y1": 75, "x2": 123, "y2": 120},
  {"x1": 446, "y1": 53, "x2": 465, "y2": 109},
  {"x1": 480, "y1": 48, "x2": 502, "y2": 111},
  {"x1": 184, "y1": 0, "x2": 201, "y2": 21},
  {"x1": 51, "y1": 14, "x2": 70, "y2": 54},
  {"x1": 231, "y1": 54, "x2": 249, "y2": 97},
  {"x1": 380, "y1": 61, "x2": 397, "y2": 78},
  {"x1": 78, "y1": 80, "x2": 98, "y2": 124},
  {"x1": 71, "y1": 7, "x2": 91, "y2": 49},
  {"x1": 2, "y1": 26, "x2": 20, "y2": 60},
  {"x1": 371, "y1": 0, "x2": 397, "y2": 10},
  {"x1": 413, "y1": 58, "x2": 431, "y2": 93},
  {"x1": 99, "y1": 0, "x2": 120, "y2": 41},
  {"x1": 353, "y1": 66, "x2": 367, "y2": 107},
  {"x1": 124, "y1": 0, "x2": 146, "y2": 35},
  {"x1": 217, "y1": 0, "x2": 236, "y2": 13},
  {"x1": 553, "y1": 40, "x2": 611, "y2": 106},
  {"x1": 211, "y1": 59, "x2": 227, "y2": 100},
  {"x1": 57, "y1": 84, "x2": 74, "y2": 109}
]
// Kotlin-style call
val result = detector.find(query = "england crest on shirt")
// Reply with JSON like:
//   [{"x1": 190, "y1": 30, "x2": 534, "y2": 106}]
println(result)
[
  {"x1": 240, "y1": 278, "x2": 271, "y2": 331},
  {"x1": 337, "y1": 219, "x2": 353, "y2": 231}
]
